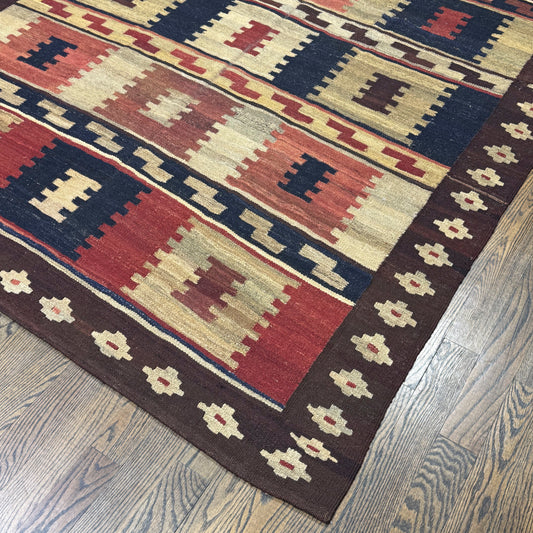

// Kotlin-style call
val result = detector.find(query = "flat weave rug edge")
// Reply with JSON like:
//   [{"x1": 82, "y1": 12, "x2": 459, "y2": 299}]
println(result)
[{"x1": 0, "y1": 0, "x2": 532, "y2": 522}]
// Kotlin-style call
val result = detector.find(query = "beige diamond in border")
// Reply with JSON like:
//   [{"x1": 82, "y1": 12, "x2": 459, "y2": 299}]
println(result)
[
  {"x1": 143, "y1": 366, "x2": 184, "y2": 397},
  {"x1": 415, "y1": 243, "x2": 453, "y2": 267},
  {"x1": 517, "y1": 101, "x2": 533, "y2": 117},
  {"x1": 451, "y1": 190, "x2": 487, "y2": 212},
  {"x1": 92, "y1": 330, "x2": 132, "y2": 361},
  {"x1": 260, "y1": 448, "x2": 311, "y2": 482},
  {"x1": 307, "y1": 404, "x2": 353, "y2": 437},
  {"x1": 395, "y1": 271, "x2": 435, "y2": 296},
  {"x1": 0, "y1": 269, "x2": 32, "y2": 294},
  {"x1": 501, "y1": 121, "x2": 532, "y2": 140},
  {"x1": 330, "y1": 369, "x2": 373, "y2": 399},
  {"x1": 467, "y1": 167, "x2": 504, "y2": 188},
  {"x1": 39, "y1": 296, "x2": 75, "y2": 323},
  {"x1": 433, "y1": 218, "x2": 472, "y2": 240},
  {"x1": 198, "y1": 402, "x2": 243, "y2": 440},
  {"x1": 290, "y1": 433, "x2": 338, "y2": 463},
  {"x1": 351, "y1": 333, "x2": 392, "y2": 365},
  {"x1": 374, "y1": 300, "x2": 417, "y2": 328},
  {"x1": 484, "y1": 144, "x2": 518, "y2": 164}
]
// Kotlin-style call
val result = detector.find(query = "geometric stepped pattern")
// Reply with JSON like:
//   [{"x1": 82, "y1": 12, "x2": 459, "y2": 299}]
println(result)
[{"x1": 0, "y1": 0, "x2": 532, "y2": 523}]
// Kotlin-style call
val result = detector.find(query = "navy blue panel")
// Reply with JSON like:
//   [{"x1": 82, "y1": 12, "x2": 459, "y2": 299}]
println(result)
[
  {"x1": 278, "y1": 154, "x2": 336, "y2": 203},
  {"x1": 150, "y1": 0, "x2": 236, "y2": 42},
  {"x1": 408, "y1": 86, "x2": 499, "y2": 166},
  {"x1": 379, "y1": 0, "x2": 510, "y2": 61},
  {"x1": 17, "y1": 36, "x2": 77, "y2": 71},
  {"x1": 272, "y1": 32, "x2": 353, "y2": 98},
  {"x1": 0, "y1": 139, "x2": 150, "y2": 260}
]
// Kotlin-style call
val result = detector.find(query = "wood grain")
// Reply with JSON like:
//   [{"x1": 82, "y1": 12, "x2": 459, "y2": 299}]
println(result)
[
  {"x1": 326, "y1": 341, "x2": 478, "y2": 533},
  {"x1": 0, "y1": 342, "x2": 67, "y2": 434},
  {"x1": 405, "y1": 170, "x2": 533, "y2": 390},
  {"x1": 0, "y1": 328, "x2": 66, "y2": 389},
  {"x1": 70, "y1": 423, "x2": 209, "y2": 533},
  {"x1": 390, "y1": 436, "x2": 476, "y2": 533},
  {"x1": 90, "y1": 400, "x2": 148, "y2": 460},
  {"x1": 0, "y1": 312, "x2": 18, "y2": 343},
  {"x1": 441, "y1": 370, "x2": 533, "y2": 533},
  {"x1": 441, "y1": 256, "x2": 533, "y2": 453},
  {"x1": 16, "y1": 447, "x2": 119, "y2": 533},
  {"x1": 445, "y1": 171, "x2": 533, "y2": 353},
  {"x1": 0, "y1": 366, "x2": 100, "y2": 492}
]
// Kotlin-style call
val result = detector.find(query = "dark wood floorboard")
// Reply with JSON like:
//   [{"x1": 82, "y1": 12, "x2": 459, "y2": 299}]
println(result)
[
  {"x1": 441, "y1": 366, "x2": 533, "y2": 533},
  {"x1": 0, "y1": 173, "x2": 530, "y2": 531},
  {"x1": 18, "y1": 447, "x2": 119, "y2": 533},
  {"x1": 390, "y1": 436, "x2": 476, "y2": 533},
  {"x1": 441, "y1": 256, "x2": 533, "y2": 453}
]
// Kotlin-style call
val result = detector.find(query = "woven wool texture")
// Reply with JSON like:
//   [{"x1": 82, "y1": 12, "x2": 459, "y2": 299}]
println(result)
[{"x1": 0, "y1": 0, "x2": 532, "y2": 522}]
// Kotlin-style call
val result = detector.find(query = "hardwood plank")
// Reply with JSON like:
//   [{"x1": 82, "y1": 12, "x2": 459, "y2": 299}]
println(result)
[
  {"x1": 244, "y1": 500, "x2": 323, "y2": 533},
  {"x1": 0, "y1": 326, "x2": 66, "y2": 387},
  {"x1": 0, "y1": 324, "x2": 220, "y2": 532},
  {"x1": 0, "y1": 342, "x2": 68, "y2": 433},
  {"x1": 90, "y1": 400, "x2": 150, "y2": 461},
  {"x1": 176, "y1": 470, "x2": 323, "y2": 533},
  {"x1": 441, "y1": 256, "x2": 533, "y2": 453},
  {"x1": 0, "y1": 365, "x2": 102, "y2": 492},
  {"x1": 92, "y1": 404, "x2": 223, "y2": 482},
  {"x1": 0, "y1": 360, "x2": 164, "y2": 500},
  {"x1": 0, "y1": 364, "x2": 125, "y2": 529},
  {"x1": 325, "y1": 341, "x2": 477, "y2": 533},
  {"x1": 441, "y1": 370, "x2": 533, "y2": 533},
  {"x1": 70, "y1": 424, "x2": 209, "y2": 533},
  {"x1": 83, "y1": 381, "x2": 220, "y2": 481},
  {"x1": 401, "y1": 315, "x2": 451, "y2": 390},
  {"x1": 390, "y1": 436, "x2": 476, "y2": 533},
  {"x1": 445, "y1": 171, "x2": 533, "y2": 353},
  {"x1": 16, "y1": 447, "x2": 119, "y2": 533}
]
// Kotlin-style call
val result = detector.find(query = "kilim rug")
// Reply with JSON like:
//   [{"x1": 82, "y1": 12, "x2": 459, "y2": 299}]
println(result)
[{"x1": 0, "y1": 0, "x2": 532, "y2": 522}]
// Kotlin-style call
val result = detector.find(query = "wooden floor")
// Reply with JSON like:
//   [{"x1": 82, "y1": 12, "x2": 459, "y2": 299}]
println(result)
[{"x1": 0, "y1": 172, "x2": 531, "y2": 533}]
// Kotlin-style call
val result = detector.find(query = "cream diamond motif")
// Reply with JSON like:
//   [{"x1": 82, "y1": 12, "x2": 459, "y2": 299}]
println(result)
[
  {"x1": 451, "y1": 190, "x2": 487, "y2": 212},
  {"x1": 467, "y1": 167, "x2": 503, "y2": 188},
  {"x1": 307, "y1": 404, "x2": 353, "y2": 437},
  {"x1": 484, "y1": 144, "x2": 518, "y2": 164},
  {"x1": 290, "y1": 433, "x2": 338, "y2": 463},
  {"x1": 260, "y1": 448, "x2": 311, "y2": 482},
  {"x1": 517, "y1": 101, "x2": 533, "y2": 117},
  {"x1": 143, "y1": 366, "x2": 184, "y2": 396},
  {"x1": 374, "y1": 300, "x2": 417, "y2": 328},
  {"x1": 501, "y1": 121, "x2": 532, "y2": 140},
  {"x1": 395, "y1": 271, "x2": 435, "y2": 296},
  {"x1": 39, "y1": 296, "x2": 75, "y2": 323},
  {"x1": 433, "y1": 217, "x2": 472, "y2": 240},
  {"x1": 415, "y1": 243, "x2": 453, "y2": 267},
  {"x1": 92, "y1": 330, "x2": 132, "y2": 361},
  {"x1": 0, "y1": 269, "x2": 32, "y2": 294},
  {"x1": 351, "y1": 333, "x2": 393, "y2": 365},
  {"x1": 330, "y1": 369, "x2": 373, "y2": 399},
  {"x1": 198, "y1": 402, "x2": 243, "y2": 439}
]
